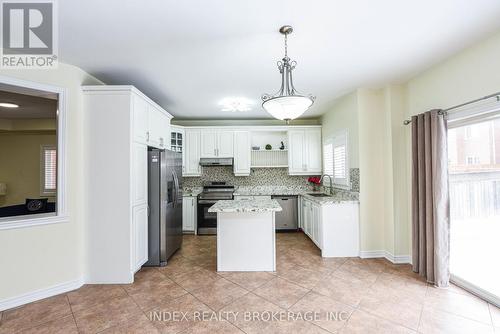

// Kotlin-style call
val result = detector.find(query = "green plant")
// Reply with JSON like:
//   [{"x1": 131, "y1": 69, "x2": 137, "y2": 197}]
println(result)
[{"x1": 265, "y1": 144, "x2": 272, "y2": 150}]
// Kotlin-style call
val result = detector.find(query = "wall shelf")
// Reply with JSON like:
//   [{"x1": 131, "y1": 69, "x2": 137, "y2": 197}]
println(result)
[{"x1": 251, "y1": 149, "x2": 288, "y2": 168}]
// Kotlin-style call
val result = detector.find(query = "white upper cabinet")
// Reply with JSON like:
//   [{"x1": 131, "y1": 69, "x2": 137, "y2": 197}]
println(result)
[
  {"x1": 218, "y1": 131, "x2": 234, "y2": 157},
  {"x1": 288, "y1": 128, "x2": 322, "y2": 175},
  {"x1": 185, "y1": 129, "x2": 201, "y2": 176},
  {"x1": 200, "y1": 129, "x2": 234, "y2": 158},
  {"x1": 132, "y1": 96, "x2": 149, "y2": 144},
  {"x1": 200, "y1": 130, "x2": 218, "y2": 157},
  {"x1": 148, "y1": 106, "x2": 170, "y2": 149},
  {"x1": 233, "y1": 131, "x2": 251, "y2": 176}
]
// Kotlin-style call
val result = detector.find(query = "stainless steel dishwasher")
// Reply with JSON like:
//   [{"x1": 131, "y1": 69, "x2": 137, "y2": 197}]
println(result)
[{"x1": 272, "y1": 195, "x2": 298, "y2": 231}]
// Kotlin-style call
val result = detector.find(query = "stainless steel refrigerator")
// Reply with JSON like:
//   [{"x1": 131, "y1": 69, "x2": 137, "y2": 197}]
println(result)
[{"x1": 145, "y1": 148, "x2": 183, "y2": 266}]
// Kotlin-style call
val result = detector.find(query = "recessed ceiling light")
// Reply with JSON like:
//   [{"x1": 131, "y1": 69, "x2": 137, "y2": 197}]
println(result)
[
  {"x1": 0, "y1": 103, "x2": 19, "y2": 108},
  {"x1": 219, "y1": 97, "x2": 253, "y2": 112}
]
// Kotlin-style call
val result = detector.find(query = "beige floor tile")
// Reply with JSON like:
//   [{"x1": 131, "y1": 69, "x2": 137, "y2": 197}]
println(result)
[
  {"x1": 18, "y1": 315, "x2": 78, "y2": 334},
  {"x1": 157, "y1": 257, "x2": 202, "y2": 280},
  {"x1": 178, "y1": 319, "x2": 244, "y2": 333},
  {"x1": 276, "y1": 264, "x2": 331, "y2": 290},
  {"x1": 148, "y1": 294, "x2": 212, "y2": 334},
  {"x1": 190, "y1": 278, "x2": 248, "y2": 311},
  {"x1": 312, "y1": 273, "x2": 371, "y2": 307},
  {"x1": 72, "y1": 294, "x2": 143, "y2": 334},
  {"x1": 333, "y1": 260, "x2": 382, "y2": 284},
  {"x1": 289, "y1": 291, "x2": 354, "y2": 333},
  {"x1": 218, "y1": 271, "x2": 276, "y2": 291},
  {"x1": 99, "y1": 313, "x2": 159, "y2": 334},
  {"x1": 341, "y1": 309, "x2": 416, "y2": 334},
  {"x1": 127, "y1": 278, "x2": 188, "y2": 311},
  {"x1": 67, "y1": 284, "x2": 127, "y2": 313},
  {"x1": 359, "y1": 285, "x2": 424, "y2": 330},
  {"x1": 253, "y1": 277, "x2": 309, "y2": 309},
  {"x1": 490, "y1": 304, "x2": 500, "y2": 328},
  {"x1": 0, "y1": 295, "x2": 71, "y2": 333},
  {"x1": 419, "y1": 307, "x2": 494, "y2": 334},
  {"x1": 169, "y1": 267, "x2": 222, "y2": 292},
  {"x1": 425, "y1": 287, "x2": 492, "y2": 324}
]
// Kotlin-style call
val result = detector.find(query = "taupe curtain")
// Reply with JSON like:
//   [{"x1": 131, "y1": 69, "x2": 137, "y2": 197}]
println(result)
[{"x1": 411, "y1": 109, "x2": 450, "y2": 287}]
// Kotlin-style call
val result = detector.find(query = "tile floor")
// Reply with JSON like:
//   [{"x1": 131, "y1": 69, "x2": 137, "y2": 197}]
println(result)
[{"x1": 1, "y1": 232, "x2": 499, "y2": 333}]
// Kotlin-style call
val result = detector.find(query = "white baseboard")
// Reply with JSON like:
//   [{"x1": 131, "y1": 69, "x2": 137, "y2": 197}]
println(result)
[
  {"x1": 359, "y1": 250, "x2": 411, "y2": 264},
  {"x1": 0, "y1": 278, "x2": 84, "y2": 312}
]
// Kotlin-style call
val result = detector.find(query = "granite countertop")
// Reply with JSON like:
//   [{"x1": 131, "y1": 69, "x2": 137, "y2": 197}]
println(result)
[
  {"x1": 301, "y1": 191, "x2": 359, "y2": 205},
  {"x1": 208, "y1": 199, "x2": 283, "y2": 213},
  {"x1": 182, "y1": 187, "x2": 202, "y2": 197},
  {"x1": 233, "y1": 186, "x2": 311, "y2": 196}
]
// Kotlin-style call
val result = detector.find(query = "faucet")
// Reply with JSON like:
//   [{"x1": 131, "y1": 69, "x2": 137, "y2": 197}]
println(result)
[{"x1": 319, "y1": 174, "x2": 333, "y2": 195}]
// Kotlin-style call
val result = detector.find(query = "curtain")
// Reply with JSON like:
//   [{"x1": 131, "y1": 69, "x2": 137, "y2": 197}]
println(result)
[{"x1": 411, "y1": 109, "x2": 450, "y2": 287}]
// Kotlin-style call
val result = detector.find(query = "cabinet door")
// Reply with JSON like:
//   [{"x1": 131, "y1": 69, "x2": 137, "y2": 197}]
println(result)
[
  {"x1": 132, "y1": 204, "x2": 148, "y2": 271},
  {"x1": 132, "y1": 143, "x2": 148, "y2": 206},
  {"x1": 304, "y1": 201, "x2": 312, "y2": 237},
  {"x1": 185, "y1": 130, "x2": 201, "y2": 176},
  {"x1": 157, "y1": 111, "x2": 170, "y2": 149},
  {"x1": 305, "y1": 129, "x2": 322, "y2": 173},
  {"x1": 182, "y1": 197, "x2": 195, "y2": 231},
  {"x1": 147, "y1": 106, "x2": 161, "y2": 148},
  {"x1": 132, "y1": 96, "x2": 149, "y2": 144},
  {"x1": 200, "y1": 130, "x2": 217, "y2": 157},
  {"x1": 288, "y1": 130, "x2": 305, "y2": 174},
  {"x1": 233, "y1": 131, "x2": 251, "y2": 176},
  {"x1": 312, "y1": 204, "x2": 320, "y2": 246},
  {"x1": 218, "y1": 131, "x2": 234, "y2": 157}
]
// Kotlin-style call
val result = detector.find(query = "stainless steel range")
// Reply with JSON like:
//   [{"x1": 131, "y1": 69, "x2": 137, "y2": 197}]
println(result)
[{"x1": 197, "y1": 182, "x2": 234, "y2": 235}]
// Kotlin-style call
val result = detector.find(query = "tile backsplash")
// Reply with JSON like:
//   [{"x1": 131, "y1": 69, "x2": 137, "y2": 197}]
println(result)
[
  {"x1": 182, "y1": 167, "x2": 313, "y2": 188},
  {"x1": 183, "y1": 166, "x2": 360, "y2": 193}
]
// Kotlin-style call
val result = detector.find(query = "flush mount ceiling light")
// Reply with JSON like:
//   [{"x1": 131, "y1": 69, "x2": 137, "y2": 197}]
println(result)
[
  {"x1": 219, "y1": 97, "x2": 253, "y2": 112},
  {"x1": 0, "y1": 102, "x2": 19, "y2": 108},
  {"x1": 262, "y1": 25, "x2": 315, "y2": 123}
]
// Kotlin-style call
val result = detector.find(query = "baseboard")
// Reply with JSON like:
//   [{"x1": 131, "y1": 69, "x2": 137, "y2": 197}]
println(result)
[
  {"x1": 0, "y1": 278, "x2": 84, "y2": 311},
  {"x1": 359, "y1": 250, "x2": 411, "y2": 264}
]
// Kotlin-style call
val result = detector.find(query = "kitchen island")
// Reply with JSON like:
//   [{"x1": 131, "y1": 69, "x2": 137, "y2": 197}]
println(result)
[{"x1": 208, "y1": 198, "x2": 282, "y2": 271}]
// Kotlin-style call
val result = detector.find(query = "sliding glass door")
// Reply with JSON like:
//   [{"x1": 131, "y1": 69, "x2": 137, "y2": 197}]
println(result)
[{"x1": 448, "y1": 117, "x2": 500, "y2": 299}]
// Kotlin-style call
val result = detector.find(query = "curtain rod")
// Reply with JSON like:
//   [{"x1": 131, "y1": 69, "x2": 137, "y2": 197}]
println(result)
[{"x1": 403, "y1": 92, "x2": 500, "y2": 125}]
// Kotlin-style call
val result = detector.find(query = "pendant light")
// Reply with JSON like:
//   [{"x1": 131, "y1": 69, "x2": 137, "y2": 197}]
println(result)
[{"x1": 262, "y1": 25, "x2": 315, "y2": 123}]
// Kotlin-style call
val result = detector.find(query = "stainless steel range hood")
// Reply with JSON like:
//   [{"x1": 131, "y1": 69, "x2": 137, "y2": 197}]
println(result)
[{"x1": 199, "y1": 158, "x2": 233, "y2": 166}]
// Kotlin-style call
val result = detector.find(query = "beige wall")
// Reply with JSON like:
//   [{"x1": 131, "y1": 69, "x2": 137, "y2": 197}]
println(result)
[
  {"x1": 0, "y1": 132, "x2": 57, "y2": 207},
  {"x1": 320, "y1": 92, "x2": 359, "y2": 168},
  {"x1": 320, "y1": 29, "x2": 500, "y2": 259},
  {"x1": 0, "y1": 64, "x2": 103, "y2": 301}
]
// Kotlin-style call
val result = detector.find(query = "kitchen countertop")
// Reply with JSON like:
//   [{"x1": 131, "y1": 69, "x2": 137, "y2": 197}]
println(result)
[
  {"x1": 182, "y1": 187, "x2": 202, "y2": 197},
  {"x1": 301, "y1": 192, "x2": 359, "y2": 205},
  {"x1": 233, "y1": 186, "x2": 311, "y2": 196},
  {"x1": 208, "y1": 199, "x2": 283, "y2": 213}
]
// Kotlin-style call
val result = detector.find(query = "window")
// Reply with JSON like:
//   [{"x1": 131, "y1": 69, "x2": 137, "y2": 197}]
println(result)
[
  {"x1": 41, "y1": 145, "x2": 57, "y2": 196},
  {"x1": 323, "y1": 130, "x2": 349, "y2": 188}
]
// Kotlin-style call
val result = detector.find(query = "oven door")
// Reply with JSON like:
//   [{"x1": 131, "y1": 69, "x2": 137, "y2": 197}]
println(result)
[{"x1": 197, "y1": 199, "x2": 218, "y2": 235}]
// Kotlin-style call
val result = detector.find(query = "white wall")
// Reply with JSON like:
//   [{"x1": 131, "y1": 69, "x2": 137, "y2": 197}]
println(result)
[{"x1": 0, "y1": 64, "x2": 103, "y2": 302}]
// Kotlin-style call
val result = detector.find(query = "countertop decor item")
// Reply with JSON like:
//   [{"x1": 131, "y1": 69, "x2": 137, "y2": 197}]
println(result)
[
  {"x1": 280, "y1": 141, "x2": 285, "y2": 150},
  {"x1": 265, "y1": 144, "x2": 272, "y2": 150},
  {"x1": 261, "y1": 25, "x2": 315, "y2": 123},
  {"x1": 252, "y1": 146, "x2": 260, "y2": 150}
]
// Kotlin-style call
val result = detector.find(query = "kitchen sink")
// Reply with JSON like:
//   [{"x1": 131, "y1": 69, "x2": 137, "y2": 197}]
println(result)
[{"x1": 307, "y1": 193, "x2": 332, "y2": 197}]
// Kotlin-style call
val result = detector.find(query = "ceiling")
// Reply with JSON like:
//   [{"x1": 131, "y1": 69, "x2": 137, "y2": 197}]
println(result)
[
  {"x1": 0, "y1": 89, "x2": 57, "y2": 119},
  {"x1": 59, "y1": 0, "x2": 500, "y2": 119}
]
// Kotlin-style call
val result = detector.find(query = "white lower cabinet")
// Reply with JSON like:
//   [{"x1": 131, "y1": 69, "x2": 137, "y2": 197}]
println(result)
[
  {"x1": 182, "y1": 196, "x2": 197, "y2": 232},
  {"x1": 132, "y1": 204, "x2": 148, "y2": 271},
  {"x1": 300, "y1": 196, "x2": 359, "y2": 257}
]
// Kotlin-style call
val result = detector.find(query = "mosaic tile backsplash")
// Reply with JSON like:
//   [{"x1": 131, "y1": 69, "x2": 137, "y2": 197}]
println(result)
[
  {"x1": 182, "y1": 167, "x2": 312, "y2": 188},
  {"x1": 183, "y1": 166, "x2": 360, "y2": 194}
]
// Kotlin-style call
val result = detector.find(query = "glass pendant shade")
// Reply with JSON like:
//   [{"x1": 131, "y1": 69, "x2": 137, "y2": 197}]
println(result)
[
  {"x1": 262, "y1": 95, "x2": 314, "y2": 121},
  {"x1": 261, "y1": 25, "x2": 315, "y2": 122}
]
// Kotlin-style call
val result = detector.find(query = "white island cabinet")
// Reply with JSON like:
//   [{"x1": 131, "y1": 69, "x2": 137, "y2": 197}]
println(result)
[{"x1": 209, "y1": 199, "x2": 282, "y2": 271}]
